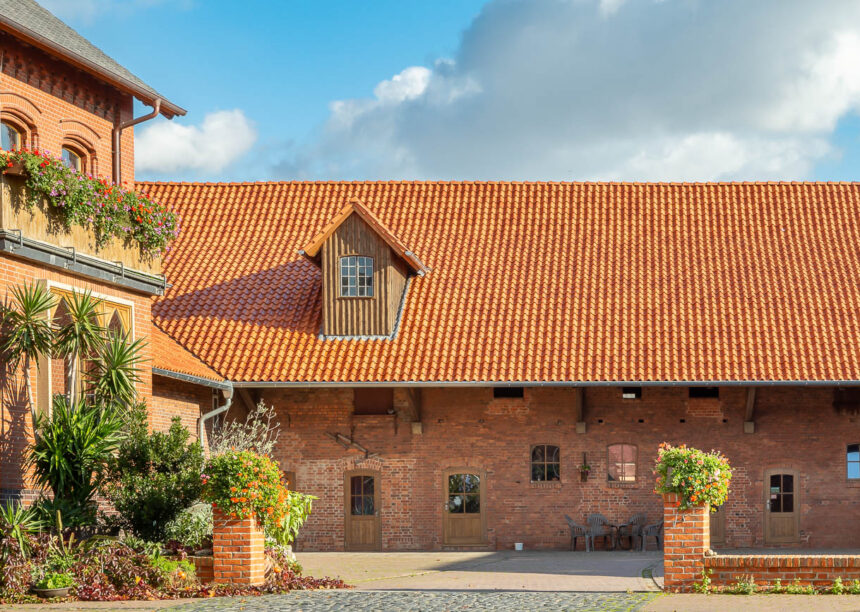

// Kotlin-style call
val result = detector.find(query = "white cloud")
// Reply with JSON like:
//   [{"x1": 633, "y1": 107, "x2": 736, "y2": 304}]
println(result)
[
  {"x1": 277, "y1": 0, "x2": 860, "y2": 181},
  {"x1": 135, "y1": 110, "x2": 257, "y2": 175}
]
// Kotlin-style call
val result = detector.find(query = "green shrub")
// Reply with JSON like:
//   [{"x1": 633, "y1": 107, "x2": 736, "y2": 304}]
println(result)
[
  {"x1": 830, "y1": 577, "x2": 845, "y2": 595},
  {"x1": 0, "y1": 501, "x2": 43, "y2": 560},
  {"x1": 692, "y1": 568, "x2": 712, "y2": 594},
  {"x1": 149, "y1": 556, "x2": 196, "y2": 588},
  {"x1": 103, "y1": 406, "x2": 204, "y2": 542},
  {"x1": 727, "y1": 575, "x2": 757, "y2": 595},
  {"x1": 267, "y1": 491, "x2": 316, "y2": 548},
  {"x1": 849, "y1": 579, "x2": 860, "y2": 594},
  {"x1": 163, "y1": 504, "x2": 212, "y2": 551}
]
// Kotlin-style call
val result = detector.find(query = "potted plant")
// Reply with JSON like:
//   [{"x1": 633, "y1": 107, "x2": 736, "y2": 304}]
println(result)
[
  {"x1": 653, "y1": 442, "x2": 732, "y2": 510},
  {"x1": 578, "y1": 463, "x2": 591, "y2": 482},
  {"x1": 31, "y1": 571, "x2": 74, "y2": 598}
]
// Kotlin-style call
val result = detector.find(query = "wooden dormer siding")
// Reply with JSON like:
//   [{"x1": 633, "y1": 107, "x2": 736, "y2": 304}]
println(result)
[{"x1": 321, "y1": 212, "x2": 409, "y2": 337}]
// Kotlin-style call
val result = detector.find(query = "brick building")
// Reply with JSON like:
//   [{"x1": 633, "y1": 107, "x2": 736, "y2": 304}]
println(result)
[{"x1": 2, "y1": 1, "x2": 860, "y2": 553}]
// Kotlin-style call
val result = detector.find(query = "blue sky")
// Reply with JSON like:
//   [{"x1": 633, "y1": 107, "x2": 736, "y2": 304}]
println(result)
[{"x1": 44, "y1": 0, "x2": 860, "y2": 182}]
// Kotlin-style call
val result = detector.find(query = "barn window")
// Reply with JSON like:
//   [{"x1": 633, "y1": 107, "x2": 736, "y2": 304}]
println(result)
[
  {"x1": 689, "y1": 387, "x2": 719, "y2": 399},
  {"x1": 340, "y1": 256, "x2": 373, "y2": 297},
  {"x1": 493, "y1": 387, "x2": 524, "y2": 399},
  {"x1": 353, "y1": 387, "x2": 393, "y2": 415},
  {"x1": 62, "y1": 146, "x2": 84, "y2": 172},
  {"x1": 531, "y1": 444, "x2": 560, "y2": 481},
  {"x1": 607, "y1": 444, "x2": 637, "y2": 482}
]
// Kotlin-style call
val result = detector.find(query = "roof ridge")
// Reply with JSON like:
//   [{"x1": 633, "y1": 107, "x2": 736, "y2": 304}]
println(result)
[{"x1": 136, "y1": 180, "x2": 860, "y2": 187}]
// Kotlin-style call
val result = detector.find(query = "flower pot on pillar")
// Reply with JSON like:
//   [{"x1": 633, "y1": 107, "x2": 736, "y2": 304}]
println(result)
[
  {"x1": 212, "y1": 505, "x2": 266, "y2": 586},
  {"x1": 662, "y1": 493, "x2": 710, "y2": 591}
]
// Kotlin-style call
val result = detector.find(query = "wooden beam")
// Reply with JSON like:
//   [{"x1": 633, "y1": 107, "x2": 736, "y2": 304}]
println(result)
[
  {"x1": 237, "y1": 388, "x2": 257, "y2": 415},
  {"x1": 405, "y1": 387, "x2": 422, "y2": 422},
  {"x1": 744, "y1": 387, "x2": 756, "y2": 434},
  {"x1": 574, "y1": 387, "x2": 586, "y2": 434}
]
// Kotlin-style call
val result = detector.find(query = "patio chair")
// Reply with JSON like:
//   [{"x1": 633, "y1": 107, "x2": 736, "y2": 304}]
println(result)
[
  {"x1": 586, "y1": 513, "x2": 615, "y2": 551},
  {"x1": 640, "y1": 521, "x2": 664, "y2": 551},
  {"x1": 616, "y1": 513, "x2": 647, "y2": 550},
  {"x1": 564, "y1": 514, "x2": 588, "y2": 551}
]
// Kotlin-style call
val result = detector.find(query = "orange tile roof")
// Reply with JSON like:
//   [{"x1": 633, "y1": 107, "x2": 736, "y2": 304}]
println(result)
[
  {"x1": 140, "y1": 181, "x2": 860, "y2": 383},
  {"x1": 151, "y1": 324, "x2": 224, "y2": 383}
]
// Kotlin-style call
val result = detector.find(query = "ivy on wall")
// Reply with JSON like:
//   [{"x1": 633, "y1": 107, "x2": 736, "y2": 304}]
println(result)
[{"x1": 1, "y1": 148, "x2": 178, "y2": 255}]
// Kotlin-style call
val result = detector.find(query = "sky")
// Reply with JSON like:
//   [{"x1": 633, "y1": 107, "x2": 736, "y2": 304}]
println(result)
[{"x1": 41, "y1": 0, "x2": 860, "y2": 183}]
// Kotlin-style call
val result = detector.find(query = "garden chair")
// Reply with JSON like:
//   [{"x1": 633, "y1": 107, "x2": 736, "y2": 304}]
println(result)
[
  {"x1": 564, "y1": 514, "x2": 588, "y2": 551},
  {"x1": 586, "y1": 513, "x2": 615, "y2": 551},
  {"x1": 640, "y1": 521, "x2": 663, "y2": 551},
  {"x1": 616, "y1": 513, "x2": 647, "y2": 550}
]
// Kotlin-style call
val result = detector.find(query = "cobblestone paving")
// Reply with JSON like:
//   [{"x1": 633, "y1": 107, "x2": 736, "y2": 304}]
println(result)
[{"x1": 170, "y1": 590, "x2": 658, "y2": 611}]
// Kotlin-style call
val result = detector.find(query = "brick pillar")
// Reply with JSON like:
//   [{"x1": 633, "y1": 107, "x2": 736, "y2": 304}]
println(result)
[
  {"x1": 212, "y1": 506, "x2": 266, "y2": 586},
  {"x1": 663, "y1": 492, "x2": 709, "y2": 591}
]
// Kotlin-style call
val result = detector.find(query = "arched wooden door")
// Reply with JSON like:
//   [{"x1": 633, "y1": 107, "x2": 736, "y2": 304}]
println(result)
[
  {"x1": 442, "y1": 469, "x2": 486, "y2": 546},
  {"x1": 764, "y1": 468, "x2": 800, "y2": 544},
  {"x1": 344, "y1": 470, "x2": 381, "y2": 551}
]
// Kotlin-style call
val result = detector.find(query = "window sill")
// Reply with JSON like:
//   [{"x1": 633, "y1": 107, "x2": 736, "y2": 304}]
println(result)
[
  {"x1": 606, "y1": 481, "x2": 639, "y2": 489},
  {"x1": 529, "y1": 481, "x2": 562, "y2": 489}
]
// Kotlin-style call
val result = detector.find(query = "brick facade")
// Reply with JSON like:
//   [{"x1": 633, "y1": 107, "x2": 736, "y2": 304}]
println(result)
[
  {"x1": 260, "y1": 384, "x2": 860, "y2": 551},
  {"x1": 151, "y1": 374, "x2": 212, "y2": 439},
  {"x1": 662, "y1": 493, "x2": 709, "y2": 588},
  {"x1": 212, "y1": 506, "x2": 266, "y2": 586},
  {"x1": 0, "y1": 32, "x2": 135, "y2": 184}
]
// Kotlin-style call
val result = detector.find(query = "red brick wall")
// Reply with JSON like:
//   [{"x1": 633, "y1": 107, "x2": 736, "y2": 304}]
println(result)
[
  {"x1": 0, "y1": 253, "x2": 153, "y2": 494},
  {"x1": 705, "y1": 554, "x2": 860, "y2": 588},
  {"x1": 0, "y1": 32, "x2": 135, "y2": 184},
  {"x1": 262, "y1": 384, "x2": 860, "y2": 551},
  {"x1": 663, "y1": 493, "x2": 709, "y2": 589},
  {"x1": 151, "y1": 375, "x2": 212, "y2": 438}
]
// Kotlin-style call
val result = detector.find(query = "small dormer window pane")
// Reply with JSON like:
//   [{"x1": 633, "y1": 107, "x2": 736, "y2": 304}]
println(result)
[
  {"x1": 62, "y1": 147, "x2": 82, "y2": 172},
  {"x1": 340, "y1": 256, "x2": 373, "y2": 297}
]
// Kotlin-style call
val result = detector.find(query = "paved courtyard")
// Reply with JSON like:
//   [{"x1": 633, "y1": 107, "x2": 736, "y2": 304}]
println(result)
[{"x1": 296, "y1": 550, "x2": 663, "y2": 592}]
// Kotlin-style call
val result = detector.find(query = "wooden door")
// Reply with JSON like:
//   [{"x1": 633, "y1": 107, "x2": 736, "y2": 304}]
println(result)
[
  {"x1": 443, "y1": 470, "x2": 486, "y2": 546},
  {"x1": 764, "y1": 469, "x2": 800, "y2": 544},
  {"x1": 710, "y1": 505, "x2": 726, "y2": 546},
  {"x1": 344, "y1": 471, "x2": 380, "y2": 550}
]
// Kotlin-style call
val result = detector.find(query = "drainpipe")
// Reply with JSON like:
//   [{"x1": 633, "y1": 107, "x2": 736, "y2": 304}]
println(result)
[
  {"x1": 112, "y1": 98, "x2": 162, "y2": 185},
  {"x1": 200, "y1": 386, "x2": 233, "y2": 452}
]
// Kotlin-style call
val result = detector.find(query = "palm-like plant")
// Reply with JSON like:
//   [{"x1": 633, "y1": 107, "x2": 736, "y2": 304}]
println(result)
[
  {"x1": 53, "y1": 290, "x2": 104, "y2": 405},
  {"x1": 0, "y1": 283, "x2": 55, "y2": 432},
  {"x1": 27, "y1": 395, "x2": 124, "y2": 514},
  {"x1": 88, "y1": 332, "x2": 144, "y2": 410},
  {"x1": 0, "y1": 500, "x2": 44, "y2": 559}
]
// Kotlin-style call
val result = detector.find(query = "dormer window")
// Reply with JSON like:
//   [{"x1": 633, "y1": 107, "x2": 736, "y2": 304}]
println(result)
[{"x1": 340, "y1": 255, "x2": 374, "y2": 298}]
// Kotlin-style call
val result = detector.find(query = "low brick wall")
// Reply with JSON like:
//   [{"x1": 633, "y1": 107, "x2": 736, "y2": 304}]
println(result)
[
  {"x1": 705, "y1": 555, "x2": 860, "y2": 588},
  {"x1": 189, "y1": 555, "x2": 214, "y2": 584},
  {"x1": 212, "y1": 507, "x2": 266, "y2": 586}
]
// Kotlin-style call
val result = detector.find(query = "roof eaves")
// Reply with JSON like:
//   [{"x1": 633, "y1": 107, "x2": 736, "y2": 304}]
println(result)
[{"x1": 0, "y1": 15, "x2": 186, "y2": 118}]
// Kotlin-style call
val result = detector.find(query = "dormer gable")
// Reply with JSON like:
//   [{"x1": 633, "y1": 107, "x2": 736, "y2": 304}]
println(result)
[{"x1": 299, "y1": 199, "x2": 428, "y2": 338}]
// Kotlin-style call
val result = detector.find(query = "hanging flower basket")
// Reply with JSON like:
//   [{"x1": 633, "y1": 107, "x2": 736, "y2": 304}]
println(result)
[{"x1": 653, "y1": 443, "x2": 732, "y2": 511}]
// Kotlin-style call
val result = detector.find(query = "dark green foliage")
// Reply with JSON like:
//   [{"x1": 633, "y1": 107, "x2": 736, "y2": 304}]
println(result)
[
  {"x1": 26, "y1": 397, "x2": 123, "y2": 528},
  {"x1": 104, "y1": 405, "x2": 204, "y2": 542}
]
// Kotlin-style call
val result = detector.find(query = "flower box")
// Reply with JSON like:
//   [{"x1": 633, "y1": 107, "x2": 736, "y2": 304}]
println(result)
[{"x1": 0, "y1": 174, "x2": 162, "y2": 275}]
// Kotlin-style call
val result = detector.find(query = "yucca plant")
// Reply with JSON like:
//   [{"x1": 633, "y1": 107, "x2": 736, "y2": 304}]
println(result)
[
  {"x1": 26, "y1": 396, "x2": 124, "y2": 522},
  {"x1": 53, "y1": 290, "x2": 104, "y2": 405},
  {"x1": 0, "y1": 282, "x2": 55, "y2": 435},
  {"x1": 0, "y1": 500, "x2": 43, "y2": 559},
  {"x1": 88, "y1": 332, "x2": 144, "y2": 410}
]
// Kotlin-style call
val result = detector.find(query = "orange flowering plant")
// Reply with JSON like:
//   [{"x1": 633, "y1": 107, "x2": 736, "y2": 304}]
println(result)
[
  {"x1": 653, "y1": 443, "x2": 732, "y2": 511},
  {"x1": 201, "y1": 450, "x2": 289, "y2": 530}
]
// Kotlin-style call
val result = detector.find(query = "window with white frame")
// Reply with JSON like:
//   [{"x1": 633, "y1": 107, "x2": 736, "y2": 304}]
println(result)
[{"x1": 340, "y1": 256, "x2": 373, "y2": 297}]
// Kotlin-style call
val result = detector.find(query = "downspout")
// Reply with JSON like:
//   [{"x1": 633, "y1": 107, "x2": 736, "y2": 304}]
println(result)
[
  {"x1": 200, "y1": 386, "x2": 233, "y2": 452},
  {"x1": 112, "y1": 98, "x2": 162, "y2": 185}
]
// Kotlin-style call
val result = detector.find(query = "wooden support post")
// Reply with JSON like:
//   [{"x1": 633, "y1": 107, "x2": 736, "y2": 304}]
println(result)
[
  {"x1": 237, "y1": 387, "x2": 257, "y2": 416},
  {"x1": 744, "y1": 387, "x2": 756, "y2": 434},
  {"x1": 574, "y1": 387, "x2": 586, "y2": 434}
]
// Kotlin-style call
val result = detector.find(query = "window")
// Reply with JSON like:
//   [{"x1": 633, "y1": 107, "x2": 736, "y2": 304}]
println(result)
[
  {"x1": 849, "y1": 444, "x2": 860, "y2": 480},
  {"x1": 350, "y1": 475, "x2": 375, "y2": 515},
  {"x1": 353, "y1": 387, "x2": 394, "y2": 415},
  {"x1": 447, "y1": 473, "x2": 480, "y2": 513},
  {"x1": 340, "y1": 255, "x2": 373, "y2": 297},
  {"x1": 689, "y1": 387, "x2": 719, "y2": 399},
  {"x1": 1, "y1": 121, "x2": 20, "y2": 150},
  {"x1": 62, "y1": 146, "x2": 83, "y2": 172},
  {"x1": 622, "y1": 387, "x2": 642, "y2": 399},
  {"x1": 493, "y1": 387, "x2": 524, "y2": 399},
  {"x1": 607, "y1": 444, "x2": 637, "y2": 482},
  {"x1": 531, "y1": 444, "x2": 560, "y2": 481}
]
